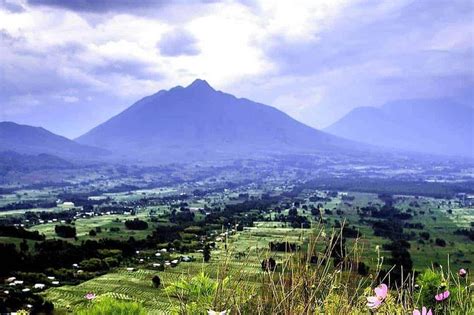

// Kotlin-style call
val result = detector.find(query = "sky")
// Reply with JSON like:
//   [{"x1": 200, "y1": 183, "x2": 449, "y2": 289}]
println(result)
[{"x1": 1, "y1": 0, "x2": 473, "y2": 138}]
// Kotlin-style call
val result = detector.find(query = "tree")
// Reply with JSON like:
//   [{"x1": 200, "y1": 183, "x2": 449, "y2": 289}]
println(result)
[
  {"x1": 152, "y1": 275, "x2": 161, "y2": 288},
  {"x1": 203, "y1": 244, "x2": 211, "y2": 262},
  {"x1": 20, "y1": 239, "x2": 29, "y2": 252},
  {"x1": 261, "y1": 257, "x2": 276, "y2": 271}
]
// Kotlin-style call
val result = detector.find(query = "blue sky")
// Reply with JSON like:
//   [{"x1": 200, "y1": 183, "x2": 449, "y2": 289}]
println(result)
[{"x1": 1, "y1": 0, "x2": 472, "y2": 138}]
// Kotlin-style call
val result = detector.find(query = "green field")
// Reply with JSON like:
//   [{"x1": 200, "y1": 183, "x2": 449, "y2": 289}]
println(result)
[{"x1": 1, "y1": 186, "x2": 473, "y2": 313}]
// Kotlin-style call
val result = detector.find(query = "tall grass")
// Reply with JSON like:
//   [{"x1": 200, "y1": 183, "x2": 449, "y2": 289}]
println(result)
[
  {"x1": 167, "y1": 225, "x2": 472, "y2": 314},
  {"x1": 68, "y1": 225, "x2": 472, "y2": 314},
  {"x1": 75, "y1": 297, "x2": 146, "y2": 315}
]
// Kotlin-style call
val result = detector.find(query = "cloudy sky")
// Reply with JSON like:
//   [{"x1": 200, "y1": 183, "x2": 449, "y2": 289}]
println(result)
[{"x1": 1, "y1": 0, "x2": 472, "y2": 138}]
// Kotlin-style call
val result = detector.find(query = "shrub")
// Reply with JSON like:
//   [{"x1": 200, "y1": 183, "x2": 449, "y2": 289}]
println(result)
[{"x1": 152, "y1": 275, "x2": 161, "y2": 288}]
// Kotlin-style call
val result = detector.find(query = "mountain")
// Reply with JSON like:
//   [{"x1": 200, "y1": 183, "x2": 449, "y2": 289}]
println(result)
[
  {"x1": 324, "y1": 99, "x2": 474, "y2": 157},
  {"x1": 77, "y1": 79, "x2": 360, "y2": 161},
  {"x1": 0, "y1": 121, "x2": 107, "y2": 160},
  {"x1": 0, "y1": 151, "x2": 73, "y2": 177}
]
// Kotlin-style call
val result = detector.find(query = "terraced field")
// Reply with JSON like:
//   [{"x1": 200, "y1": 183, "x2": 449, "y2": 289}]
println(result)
[{"x1": 42, "y1": 225, "x2": 310, "y2": 313}]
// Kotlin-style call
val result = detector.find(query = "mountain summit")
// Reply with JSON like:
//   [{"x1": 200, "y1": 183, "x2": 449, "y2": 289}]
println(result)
[
  {"x1": 76, "y1": 79, "x2": 357, "y2": 162},
  {"x1": 187, "y1": 78, "x2": 214, "y2": 90}
]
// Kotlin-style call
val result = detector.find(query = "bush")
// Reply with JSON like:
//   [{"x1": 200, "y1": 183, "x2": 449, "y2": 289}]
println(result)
[
  {"x1": 152, "y1": 275, "x2": 161, "y2": 288},
  {"x1": 76, "y1": 297, "x2": 146, "y2": 315}
]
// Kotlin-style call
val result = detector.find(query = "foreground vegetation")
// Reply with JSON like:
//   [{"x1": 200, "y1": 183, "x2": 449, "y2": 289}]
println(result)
[{"x1": 43, "y1": 228, "x2": 473, "y2": 314}]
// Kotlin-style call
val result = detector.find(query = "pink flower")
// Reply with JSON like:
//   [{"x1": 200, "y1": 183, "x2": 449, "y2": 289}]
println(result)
[
  {"x1": 435, "y1": 290, "x2": 450, "y2": 301},
  {"x1": 366, "y1": 283, "x2": 388, "y2": 309},
  {"x1": 459, "y1": 268, "x2": 467, "y2": 277},
  {"x1": 413, "y1": 306, "x2": 433, "y2": 315},
  {"x1": 84, "y1": 293, "x2": 96, "y2": 300}
]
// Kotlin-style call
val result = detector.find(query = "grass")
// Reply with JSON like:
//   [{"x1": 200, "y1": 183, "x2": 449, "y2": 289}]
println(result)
[{"x1": 27, "y1": 213, "x2": 157, "y2": 244}]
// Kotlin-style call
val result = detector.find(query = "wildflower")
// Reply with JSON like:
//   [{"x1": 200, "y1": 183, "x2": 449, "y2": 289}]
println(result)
[
  {"x1": 413, "y1": 306, "x2": 433, "y2": 315},
  {"x1": 366, "y1": 283, "x2": 388, "y2": 309},
  {"x1": 84, "y1": 292, "x2": 96, "y2": 300},
  {"x1": 434, "y1": 290, "x2": 450, "y2": 301},
  {"x1": 459, "y1": 268, "x2": 467, "y2": 278},
  {"x1": 208, "y1": 310, "x2": 227, "y2": 315}
]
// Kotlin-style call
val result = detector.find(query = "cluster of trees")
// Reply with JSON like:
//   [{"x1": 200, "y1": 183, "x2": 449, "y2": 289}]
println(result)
[
  {"x1": 55, "y1": 225, "x2": 76, "y2": 238},
  {"x1": 0, "y1": 201, "x2": 56, "y2": 212},
  {"x1": 0, "y1": 237, "x2": 140, "y2": 277},
  {"x1": 454, "y1": 228, "x2": 474, "y2": 241},
  {"x1": 0, "y1": 225, "x2": 45, "y2": 240},
  {"x1": 170, "y1": 209, "x2": 195, "y2": 224},
  {"x1": 124, "y1": 219, "x2": 148, "y2": 230},
  {"x1": 362, "y1": 195, "x2": 414, "y2": 284},
  {"x1": 273, "y1": 208, "x2": 310, "y2": 228}
]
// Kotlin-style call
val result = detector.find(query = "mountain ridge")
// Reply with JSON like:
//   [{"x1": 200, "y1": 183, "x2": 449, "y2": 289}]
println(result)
[
  {"x1": 324, "y1": 99, "x2": 474, "y2": 157},
  {"x1": 0, "y1": 121, "x2": 107, "y2": 160}
]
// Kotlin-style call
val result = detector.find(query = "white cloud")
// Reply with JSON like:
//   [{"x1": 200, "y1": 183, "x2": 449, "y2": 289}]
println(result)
[{"x1": 0, "y1": 0, "x2": 472, "y2": 137}]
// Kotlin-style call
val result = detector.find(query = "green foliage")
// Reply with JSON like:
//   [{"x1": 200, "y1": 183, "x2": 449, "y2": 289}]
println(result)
[
  {"x1": 414, "y1": 267, "x2": 473, "y2": 314},
  {"x1": 165, "y1": 272, "x2": 228, "y2": 314},
  {"x1": 75, "y1": 297, "x2": 146, "y2": 315},
  {"x1": 80, "y1": 258, "x2": 106, "y2": 272},
  {"x1": 415, "y1": 268, "x2": 443, "y2": 309}
]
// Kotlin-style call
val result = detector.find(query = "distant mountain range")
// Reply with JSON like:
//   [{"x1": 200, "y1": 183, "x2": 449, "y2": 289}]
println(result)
[
  {"x1": 2, "y1": 81, "x2": 471, "y2": 163},
  {"x1": 0, "y1": 121, "x2": 106, "y2": 160},
  {"x1": 325, "y1": 99, "x2": 474, "y2": 158},
  {"x1": 76, "y1": 79, "x2": 358, "y2": 161}
]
